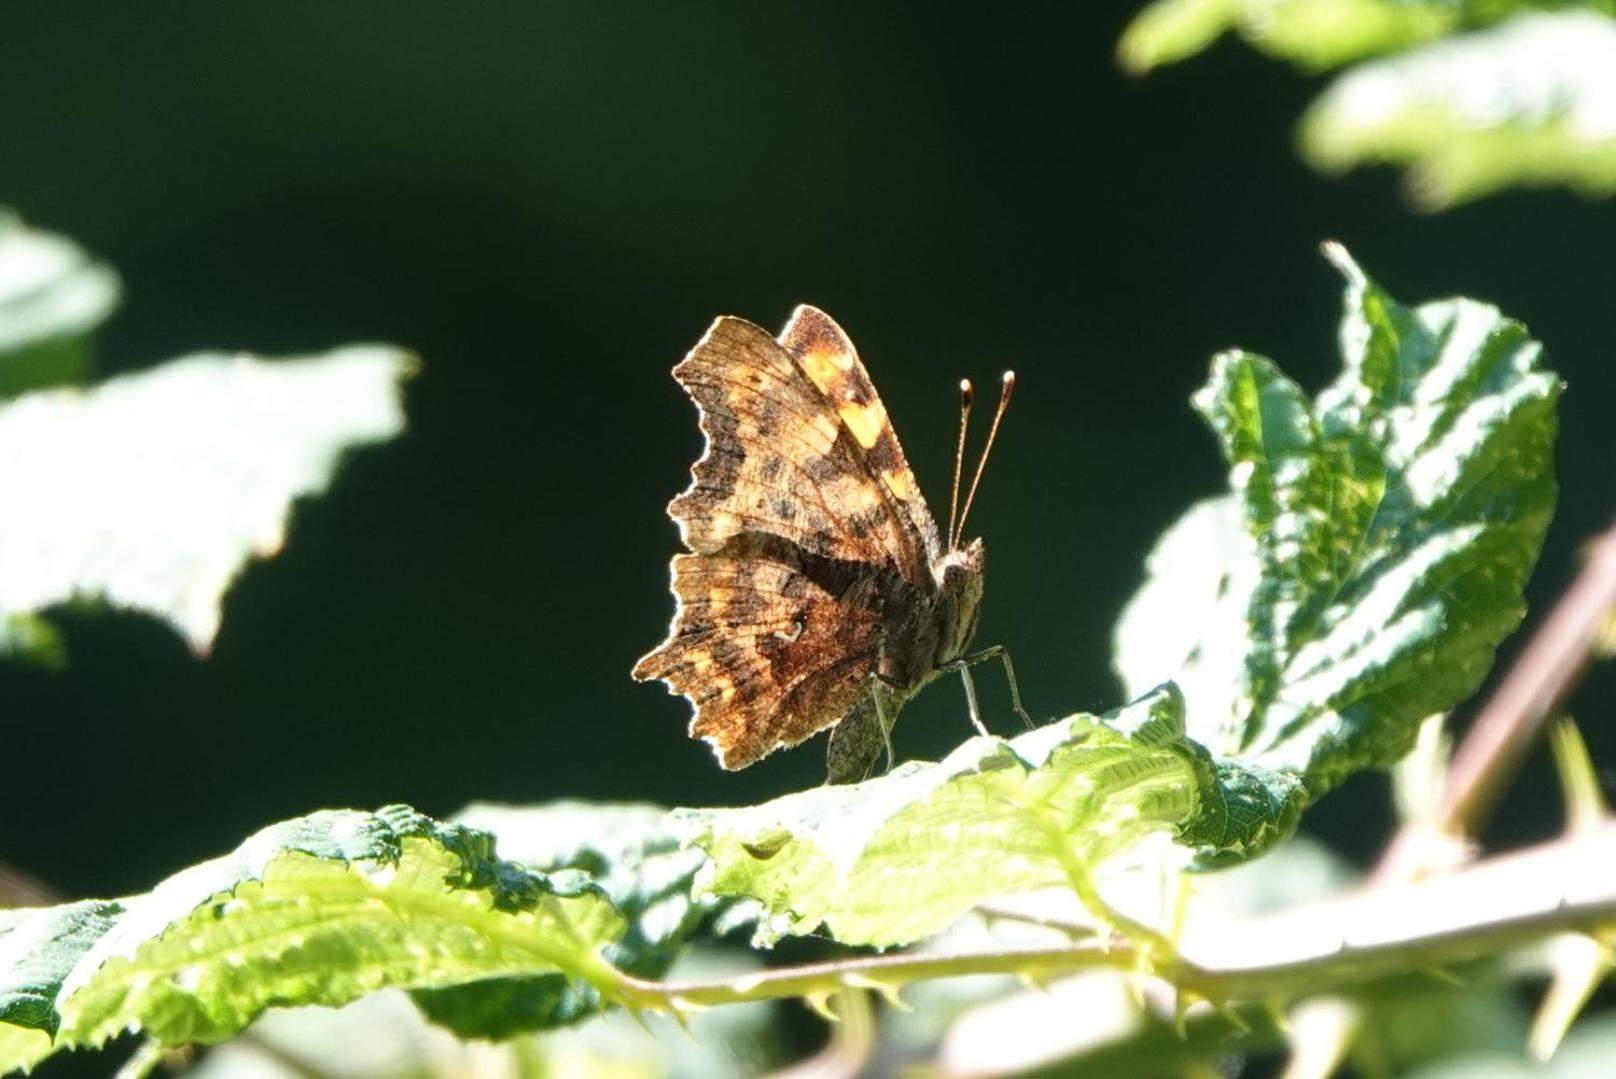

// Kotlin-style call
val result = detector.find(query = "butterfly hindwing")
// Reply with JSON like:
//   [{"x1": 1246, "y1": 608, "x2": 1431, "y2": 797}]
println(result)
[{"x1": 631, "y1": 534, "x2": 887, "y2": 769}]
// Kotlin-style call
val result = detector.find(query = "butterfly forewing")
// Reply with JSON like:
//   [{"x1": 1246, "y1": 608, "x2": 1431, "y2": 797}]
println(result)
[
  {"x1": 778, "y1": 305, "x2": 944, "y2": 580},
  {"x1": 665, "y1": 316, "x2": 917, "y2": 576}
]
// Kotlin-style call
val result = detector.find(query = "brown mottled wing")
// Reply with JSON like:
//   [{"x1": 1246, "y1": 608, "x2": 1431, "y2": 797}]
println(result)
[
  {"x1": 632, "y1": 535, "x2": 887, "y2": 769},
  {"x1": 636, "y1": 310, "x2": 935, "y2": 769},
  {"x1": 664, "y1": 314, "x2": 933, "y2": 587},
  {"x1": 778, "y1": 305, "x2": 943, "y2": 570}
]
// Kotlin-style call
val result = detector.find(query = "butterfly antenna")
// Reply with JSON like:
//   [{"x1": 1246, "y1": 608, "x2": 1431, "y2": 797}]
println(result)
[
  {"x1": 947, "y1": 378, "x2": 974, "y2": 550},
  {"x1": 955, "y1": 371, "x2": 1015, "y2": 545}
]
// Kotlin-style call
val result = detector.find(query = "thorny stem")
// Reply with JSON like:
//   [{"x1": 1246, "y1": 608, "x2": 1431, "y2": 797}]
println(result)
[
  {"x1": 765, "y1": 989, "x2": 876, "y2": 1079},
  {"x1": 974, "y1": 900, "x2": 1098, "y2": 940},
  {"x1": 609, "y1": 823, "x2": 1616, "y2": 1014},
  {"x1": 1376, "y1": 516, "x2": 1616, "y2": 881}
]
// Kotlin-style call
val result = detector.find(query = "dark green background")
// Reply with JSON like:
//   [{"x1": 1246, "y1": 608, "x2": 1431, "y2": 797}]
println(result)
[{"x1": 3, "y1": 0, "x2": 1613, "y2": 923}]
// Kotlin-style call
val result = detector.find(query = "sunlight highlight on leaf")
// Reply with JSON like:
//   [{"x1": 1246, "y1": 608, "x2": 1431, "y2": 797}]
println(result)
[
  {"x1": 412, "y1": 801, "x2": 716, "y2": 1038},
  {"x1": 677, "y1": 684, "x2": 1205, "y2": 947}
]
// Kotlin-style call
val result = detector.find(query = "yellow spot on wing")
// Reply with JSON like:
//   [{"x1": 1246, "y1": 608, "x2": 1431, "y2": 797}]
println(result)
[
  {"x1": 798, "y1": 346, "x2": 854, "y2": 391},
  {"x1": 837, "y1": 398, "x2": 888, "y2": 449},
  {"x1": 880, "y1": 466, "x2": 912, "y2": 500}
]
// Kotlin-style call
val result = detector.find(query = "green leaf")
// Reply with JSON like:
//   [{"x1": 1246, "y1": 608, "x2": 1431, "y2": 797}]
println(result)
[
  {"x1": 0, "y1": 344, "x2": 411, "y2": 660},
  {"x1": 677, "y1": 684, "x2": 1205, "y2": 948},
  {"x1": 453, "y1": 801, "x2": 711, "y2": 958},
  {"x1": 0, "y1": 901, "x2": 125, "y2": 1071},
  {"x1": 1301, "y1": 12, "x2": 1616, "y2": 209},
  {"x1": 1117, "y1": 0, "x2": 1245, "y2": 73},
  {"x1": 1116, "y1": 243, "x2": 1558, "y2": 802},
  {"x1": 0, "y1": 213, "x2": 119, "y2": 397},
  {"x1": 0, "y1": 806, "x2": 629, "y2": 1074},
  {"x1": 1177, "y1": 760, "x2": 1309, "y2": 867},
  {"x1": 413, "y1": 801, "x2": 715, "y2": 1039}
]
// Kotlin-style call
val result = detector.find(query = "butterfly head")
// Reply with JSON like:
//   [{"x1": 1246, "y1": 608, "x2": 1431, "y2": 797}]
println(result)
[
  {"x1": 935, "y1": 536, "x2": 985, "y2": 583},
  {"x1": 934, "y1": 535, "x2": 986, "y2": 606},
  {"x1": 931, "y1": 537, "x2": 986, "y2": 667}
]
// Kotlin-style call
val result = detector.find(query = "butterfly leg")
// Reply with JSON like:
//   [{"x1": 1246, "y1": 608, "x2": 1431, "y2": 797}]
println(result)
[
  {"x1": 867, "y1": 673, "x2": 895, "y2": 774},
  {"x1": 826, "y1": 668, "x2": 905, "y2": 785},
  {"x1": 950, "y1": 662, "x2": 990, "y2": 737},
  {"x1": 948, "y1": 645, "x2": 1033, "y2": 729}
]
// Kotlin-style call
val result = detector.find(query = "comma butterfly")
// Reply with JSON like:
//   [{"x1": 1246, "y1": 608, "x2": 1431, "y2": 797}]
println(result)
[{"x1": 633, "y1": 306, "x2": 1027, "y2": 782}]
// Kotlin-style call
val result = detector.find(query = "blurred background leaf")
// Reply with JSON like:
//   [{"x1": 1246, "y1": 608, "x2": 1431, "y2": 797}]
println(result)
[
  {"x1": 1124, "y1": 2, "x2": 1616, "y2": 207},
  {"x1": 0, "y1": 335, "x2": 410, "y2": 661},
  {"x1": 0, "y1": 214, "x2": 117, "y2": 398},
  {"x1": 1120, "y1": 0, "x2": 1464, "y2": 73},
  {"x1": 1303, "y1": 12, "x2": 1616, "y2": 208}
]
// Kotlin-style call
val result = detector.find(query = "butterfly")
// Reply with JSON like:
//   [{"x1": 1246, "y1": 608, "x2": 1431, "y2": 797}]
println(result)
[{"x1": 632, "y1": 305, "x2": 1027, "y2": 782}]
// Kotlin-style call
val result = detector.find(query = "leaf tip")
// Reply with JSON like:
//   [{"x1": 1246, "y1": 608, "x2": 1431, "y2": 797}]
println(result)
[{"x1": 1319, "y1": 240, "x2": 1365, "y2": 288}]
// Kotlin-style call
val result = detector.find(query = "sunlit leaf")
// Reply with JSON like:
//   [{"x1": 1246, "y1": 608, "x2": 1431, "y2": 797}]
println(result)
[
  {"x1": 0, "y1": 806, "x2": 627, "y2": 1074},
  {"x1": 0, "y1": 345, "x2": 411, "y2": 659},
  {"x1": 1117, "y1": 243, "x2": 1558, "y2": 799},
  {"x1": 1302, "y1": 11, "x2": 1616, "y2": 208},
  {"x1": 413, "y1": 801, "x2": 715, "y2": 1039},
  {"x1": 677, "y1": 684, "x2": 1205, "y2": 947},
  {"x1": 0, "y1": 901, "x2": 124, "y2": 1071}
]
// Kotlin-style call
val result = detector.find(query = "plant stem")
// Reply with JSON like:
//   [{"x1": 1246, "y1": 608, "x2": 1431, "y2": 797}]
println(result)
[
  {"x1": 614, "y1": 823, "x2": 1616, "y2": 1013},
  {"x1": 1442, "y1": 519, "x2": 1616, "y2": 832}
]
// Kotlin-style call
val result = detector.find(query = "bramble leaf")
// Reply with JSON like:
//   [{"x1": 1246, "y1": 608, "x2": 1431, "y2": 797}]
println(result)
[
  {"x1": 0, "y1": 806, "x2": 629, "y2": 1074},
  {"x1": 677, "y1": 684, "x2": 1205, "y2": 947},
  {"x1": 412, "y1": 801, "x2": 715, "y2": 1038},
  {"x1": 1117, "y1": 243, "x2": 1558, "y2": 806}
]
